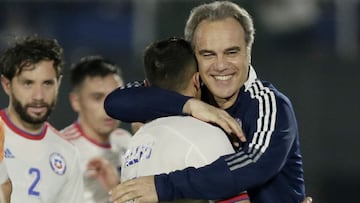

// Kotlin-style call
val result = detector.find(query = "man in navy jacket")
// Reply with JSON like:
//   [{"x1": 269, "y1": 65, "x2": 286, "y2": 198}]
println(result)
[{"x1": 105, "y1": 1, "x2": 308, "y2": 203}]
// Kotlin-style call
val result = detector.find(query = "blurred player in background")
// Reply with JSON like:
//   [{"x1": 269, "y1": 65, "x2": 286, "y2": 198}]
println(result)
[
  {"x1": 60, "y1": 55, "x2": 131, "y2": 203},
  {"x1": 0, "y1": 36, "x2": 83, "y2": 203}
]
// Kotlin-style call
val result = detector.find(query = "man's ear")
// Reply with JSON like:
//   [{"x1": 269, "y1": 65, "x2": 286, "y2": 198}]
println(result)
[
  {"x1": 58, "y1": 75, "x2": 63, "y2": 88},
  {"x1": 1, "y1": 75, "x2": 11, "y2": 96},
  {"x1": 69, "y1": 92, "x2": 80, "y2": 113},
  {"x1": 193, "y1": 72, "x2": 201, "y2": 91}
]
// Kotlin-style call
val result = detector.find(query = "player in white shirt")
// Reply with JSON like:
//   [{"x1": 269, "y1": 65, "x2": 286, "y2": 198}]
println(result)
[
  {"x1": 61, "y1": 56, "x2": 131, "y2": 203},
  {"x1": 122, "y1": 116, "x2": 235, "y2": 182},
  {"x1": 0, "y1": 36, "x2": 83, "y2": 203},
  {"x1": 110, "y1": 37, "x2": 250, "y2": 203},
  {"x1": 0, "y1": 117, "x2": 11, "y2": 203},
  {"x1": 0, "y1": 117, "x2": 6, "y2": 184}
]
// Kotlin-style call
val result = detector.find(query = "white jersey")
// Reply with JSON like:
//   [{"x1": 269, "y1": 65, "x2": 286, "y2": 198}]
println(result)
[
  {"x1": 0, "y1": 117, "x2": 7, "y2": 184},
  {"x1": 0, "y1": 110, "x2": 84, "y2": 203},
  {"x1": 61, "y1": 122, "x2": 131, "y2": 203},
  {"x1": 122, "y1": 116, "x2": 235, "y2": 187}
]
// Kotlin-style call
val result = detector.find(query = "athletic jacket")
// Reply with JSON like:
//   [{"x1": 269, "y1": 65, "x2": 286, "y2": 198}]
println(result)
[{"x1": 104, "y1": 66, "x2": 306, "y2": 203}]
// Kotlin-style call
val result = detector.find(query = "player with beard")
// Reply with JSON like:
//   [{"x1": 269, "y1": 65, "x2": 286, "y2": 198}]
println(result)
[{"x1": 0, "y1": 36, "x2": 84, "y2": 203}]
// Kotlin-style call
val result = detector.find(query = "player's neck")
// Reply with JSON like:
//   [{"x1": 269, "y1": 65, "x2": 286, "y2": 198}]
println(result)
[
  {"x1": 78, "y1": 121, "x2": 110, "y2": 144},
  {"x1": 6, "y1": 108, "x2": 44, "y2": 134}
]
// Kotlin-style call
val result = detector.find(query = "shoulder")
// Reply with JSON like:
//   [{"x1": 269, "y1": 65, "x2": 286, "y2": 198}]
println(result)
[
  {"x1": 244, "y1": 79, "x2": 293, "y2": 108},
  {"x1": 150, "y1": 116, "x2": 230, "y2": 143},
  {"x1": 59, "y1": 123, "x2": 81, "y2": 141},
  {"x1": 244, "y1": 80, "x2": 297, "y2": 128},
  {"x1": 46, "y1": 123, "x2": 78, "y2": 148},
  {"x1": 110, "y1": 128, "x2": 132, "y2": 147},
  {"x1": 110, "y1": 128, "x2": 132, "y2": 137}
]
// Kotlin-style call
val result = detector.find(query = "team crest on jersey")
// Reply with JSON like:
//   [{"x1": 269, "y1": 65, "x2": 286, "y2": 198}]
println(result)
[{"x1": 49, "y1": 152, "x2": 66, "y2": 175}]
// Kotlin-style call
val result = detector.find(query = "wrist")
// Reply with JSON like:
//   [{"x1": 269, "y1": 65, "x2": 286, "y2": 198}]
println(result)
[{"x1": 182, "y1": 98, "x2": 196, "y2": 115}]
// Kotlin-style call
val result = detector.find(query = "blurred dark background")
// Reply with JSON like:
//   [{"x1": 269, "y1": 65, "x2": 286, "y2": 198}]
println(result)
[{"x1": 0, "y1": 0, "x2": 359, "y2": 202}]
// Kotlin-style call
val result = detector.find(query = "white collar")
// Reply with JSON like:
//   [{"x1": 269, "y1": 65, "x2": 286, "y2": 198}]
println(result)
[{"x1": 244, "y1": 65, "x2": 257, "y2": 91}]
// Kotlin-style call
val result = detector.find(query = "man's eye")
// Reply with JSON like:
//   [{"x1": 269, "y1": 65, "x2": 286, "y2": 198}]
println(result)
[
  {"x1": 44, "y1": 81, "x2": 54, "y2": 86},
  {"x1": 202, "y1": 52, "x2": 214, "y2": 57},
  {"x1": 227, "y1": 50, "x2": 239, "y2": 55},
  {"x1": 23, "y1": 81, "x2": 32, "y2": 86}
]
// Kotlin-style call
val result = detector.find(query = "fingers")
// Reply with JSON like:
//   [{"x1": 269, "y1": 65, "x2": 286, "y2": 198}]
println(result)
[
  {"x1": 183, "y1": 98, "x2": 246, "y2": 142},
  {"x1": 87, "y1": 157, "x2": 109, "y2": 170},
  {"x1": 87, "y1": 157, "x2": 102, "y2": 169},
  {"x1": 109, "y1": 176, "x2": 157, "y2": 203},
  {"x1": 302, "y1": 197, "x2": 313, "y2": 203},
  {"x1": 225, "y1": 116, "x2": 246, "y2": 142},
  {"x1": 85, "y1": 169, "x2": 98, "y2": 178},
  {"x1": 109, "y1": 181, "x2": 139, "y2": 203},
  {"x1": 217, "y1": 111, "x2": 246, "y2": 142}
]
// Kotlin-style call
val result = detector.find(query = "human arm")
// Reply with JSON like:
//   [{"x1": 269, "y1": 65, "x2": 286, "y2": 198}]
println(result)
[
  {"x1": 104, "y1": 82, "x2": 245, "y2": 140},
  {"x1": 109, "y1": 177, "x2": 311, "y2": 203},
  {"x1": 109, "y1": 178, "x2": 251, "y2": 203},
  {"x1": 109, "y1": 176, "x2": 157, "y2": 203},
  {"x1": 153, "y1": 95, "x2": 303, "y2": 201},
  {"x1": 0, "y1": 163, "x2": 11, "y2": 203},
  {"x1": 104, "y1": 82, "x2": 190, "y2": 123},
  {"x1": 109, "y1": 90, "x2": 304, "y2": 202},
  {"x1": 87, "y1": 157, "x2": 120, "y2": 191},
  {"x1": 0, "y1": 178, "x2": 11, "y2": 203}
]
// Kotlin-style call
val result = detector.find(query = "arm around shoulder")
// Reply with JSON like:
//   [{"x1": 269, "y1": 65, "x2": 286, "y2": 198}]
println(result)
[{"x1": 104, "y1": 85, "x2": 191, "y2": 122}]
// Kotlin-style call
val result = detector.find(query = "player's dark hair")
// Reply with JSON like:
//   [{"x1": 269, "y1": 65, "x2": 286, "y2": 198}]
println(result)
[
  {"x1": 143, "y1": 37, "x2": 197, "y2": 92},
  {"x1": 0, "y1": 35, "x2": 63, "y2": 80},
  {"x1": 70, "y1": 55, "x2": 122, "y2": 89}
]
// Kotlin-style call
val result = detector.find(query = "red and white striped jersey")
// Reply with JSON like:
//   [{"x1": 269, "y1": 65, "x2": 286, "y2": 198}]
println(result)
[
  {"x1": 0, "y1": 110, "x2": 84, "y2": 203},
  {"x1": 61, "y1": 122, "x2": 131, "y2": 203}
]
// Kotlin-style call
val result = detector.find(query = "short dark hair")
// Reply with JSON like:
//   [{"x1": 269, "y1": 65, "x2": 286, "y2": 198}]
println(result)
[
  {"x1": 143, "y1": 37, "x2": 197, "y2": 92},
  {"x1": 70, "y1": 55, "x2": 122, "y2": 90},
  {"x1": 0, "y1": 35, "x2": 63, "y2": 80}
]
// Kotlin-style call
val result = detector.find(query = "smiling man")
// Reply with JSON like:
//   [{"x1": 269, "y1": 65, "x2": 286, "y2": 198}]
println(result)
[{"x1": 104, "y1": 1, "x2": 307, "y2": 203}]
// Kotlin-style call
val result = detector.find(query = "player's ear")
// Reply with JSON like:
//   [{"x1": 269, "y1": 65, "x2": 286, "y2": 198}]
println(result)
[
  {"x1": 0, "y1": 75, "x2": 11, "y2": 96},
  {"x1": 57, "y1": 75, "x2": 63, "y2": 88},
  {"x1": 69, "y1": 91, "x2": 80, "y2": 113},
  {"x1": 193, "y1": 72, "x2": 201, "y2": 91}
]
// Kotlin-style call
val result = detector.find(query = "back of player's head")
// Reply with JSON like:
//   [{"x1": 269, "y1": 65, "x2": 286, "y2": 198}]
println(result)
[
  {"x1": 143, "y1": 37, "x2": 197, "y2": 92},
  {"x1": 70, "y1": 55, "x2": 122, "y2": 90},
  {"x1": 0, "y1": 35, "x2": 63, "y2": 80}
]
